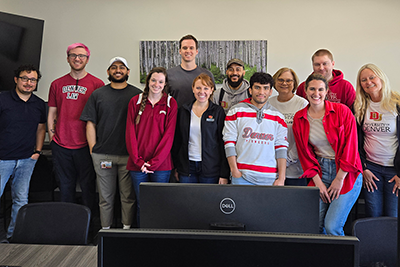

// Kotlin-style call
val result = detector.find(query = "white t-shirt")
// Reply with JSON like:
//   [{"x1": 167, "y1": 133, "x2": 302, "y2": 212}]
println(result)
[
  {"x1": 189, "y1": 110, "x2": 202, "y2": 161},
  {"x1": 307, "y1": 113, "x2": 335, "y2": 160},
  {"x1": 269, "y1": 95, "x2": 308, "y2": 178},
  {"x1": 363, "y1": 101, "x2": 398, "y2": 166}
]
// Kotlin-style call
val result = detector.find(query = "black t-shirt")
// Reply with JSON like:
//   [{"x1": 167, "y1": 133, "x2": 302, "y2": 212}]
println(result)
[{"x1": 80, "y1": 84, "x2": 141, "y2": 155}]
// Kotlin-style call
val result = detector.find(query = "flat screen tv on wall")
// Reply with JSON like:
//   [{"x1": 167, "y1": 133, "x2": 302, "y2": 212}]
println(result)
[{"x1": 0, "y1": 11, "x2": 44, "y2": 92}]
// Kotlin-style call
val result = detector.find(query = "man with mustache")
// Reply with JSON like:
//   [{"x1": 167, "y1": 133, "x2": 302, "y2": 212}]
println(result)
[
  {"x1": 81, "y1": 57, "x2": 141, "y2": 230},
  {"x1": 213, "y1": 58, "x2": 251, "y2": 114},
  {"x1": 0, "y1": 65, "x2": 46, "y2": 240}
]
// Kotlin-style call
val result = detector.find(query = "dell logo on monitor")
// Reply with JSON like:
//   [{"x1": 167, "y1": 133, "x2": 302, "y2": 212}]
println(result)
[{"x1": 220, "y1": 198, "x2": 236, "y2": 214}]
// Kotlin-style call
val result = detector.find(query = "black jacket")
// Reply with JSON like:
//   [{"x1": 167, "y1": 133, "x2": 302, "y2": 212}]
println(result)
[
  {"x1": 357, "y1": 105, "x2": 400, "y2": 177},
  {"x1": 172, "y1": 100, "x2": 229, "y2": 178}
]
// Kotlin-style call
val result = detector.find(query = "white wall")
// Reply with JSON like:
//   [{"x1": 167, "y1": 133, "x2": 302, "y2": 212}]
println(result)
[{"x1": 1, "y1": 0, "x2": 399, "y2": 100}]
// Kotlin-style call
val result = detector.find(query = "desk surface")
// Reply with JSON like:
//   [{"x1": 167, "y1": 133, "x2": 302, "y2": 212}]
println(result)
[{"x1": 0, "y1": 243, "x2": 97, "y2": 267}]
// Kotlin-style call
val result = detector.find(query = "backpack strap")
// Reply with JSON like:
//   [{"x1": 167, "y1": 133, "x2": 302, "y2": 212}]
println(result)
[{"x1": 219, "y1": 89, "x2": 225, "y2": 105}]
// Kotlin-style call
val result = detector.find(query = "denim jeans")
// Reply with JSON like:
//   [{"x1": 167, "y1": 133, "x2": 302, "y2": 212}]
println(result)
[
  {"x1": 130, "y1": 170, "x2": 170, "y2": 226},
  {"x1": 179, "y1": 161, "x2": 219, "y2": 184},
  {"x1": 231, "y1": 176, "x2": 255, "y2": 185},
  {"x1": 363, "y1": 161, "x2": 398, "y2": 217},
  {"x1": 0, "y1": 158, "x2": 37, "y2": 238},
  {"x1": 317, "y1": 157, "x2": 362, "y2": 236}
]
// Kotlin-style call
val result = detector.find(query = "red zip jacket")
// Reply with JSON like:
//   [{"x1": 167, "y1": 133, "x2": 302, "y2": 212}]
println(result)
[
  {"x1": 126, "y1": 93, "x2": 177, "y2": 171},
  {"x1": 292, "y1": 101, "x2": 362, "y2": 194}
]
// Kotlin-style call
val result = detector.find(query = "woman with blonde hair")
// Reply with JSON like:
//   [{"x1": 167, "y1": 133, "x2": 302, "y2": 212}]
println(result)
[
  {"x1": 126, "y1": 67, "x2": 178, "y2": 224},
  {"x1": 355, "y1": 63, "x2": 400, "y2": 217},
  {"x1": 269, "y1": 67, "x2": 308, "y2": 186}
]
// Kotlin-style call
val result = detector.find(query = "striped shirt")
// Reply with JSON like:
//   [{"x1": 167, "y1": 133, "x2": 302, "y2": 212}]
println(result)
[{"x1": 223, "y1": 98, "x2": 288, "y2": 185}]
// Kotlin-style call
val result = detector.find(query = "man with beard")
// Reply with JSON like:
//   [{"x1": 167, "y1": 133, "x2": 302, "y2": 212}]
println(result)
[
  {"x1": 80, "y1": 57, "x2": 140, "y2": 229},
  {"x1": 80, "y1": 57, "x2": 142, "y2": 229},
  {"x1": 48, "y1": 43, "x2": 104, "y2": 213},
  {"x1": 223, "y1": 72, "x2": 288, "y2": 186},
  {"x1": 167, "y1": 34, "x2": 214, "y2": 107},
  {"x1": 296, "y1": 49, "x2": 355, "y2": 110},
  {"x1": 213, "y1": 59, "x2": 251, "y2": 114},
  {"x1": 0, "y1": 65, "x2": 46, "y2": 240}
]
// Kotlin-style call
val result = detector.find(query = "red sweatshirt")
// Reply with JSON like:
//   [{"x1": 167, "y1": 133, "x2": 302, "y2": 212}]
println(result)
[
  {"x1": 292, "y1": 101, "x2": 362, "y2": 194},
  {"x1": 126, "y1": 93, "x2": 177, "y2": 171}
]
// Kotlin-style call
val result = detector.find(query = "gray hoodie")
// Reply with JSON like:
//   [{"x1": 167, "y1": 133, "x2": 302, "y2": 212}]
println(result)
[{"x1": 212, "y1": 78, "x2": 250, "y2": 114}]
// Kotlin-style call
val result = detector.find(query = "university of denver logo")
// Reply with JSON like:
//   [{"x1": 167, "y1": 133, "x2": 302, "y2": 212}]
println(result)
[{"x1": 370, "y1": 112, "x2": 382, "y2": 121}]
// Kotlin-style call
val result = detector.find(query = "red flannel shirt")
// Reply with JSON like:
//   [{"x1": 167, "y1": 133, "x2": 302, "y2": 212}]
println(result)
[{"x1": 293, "y1": 101, "x2": 362, "y2": 194}]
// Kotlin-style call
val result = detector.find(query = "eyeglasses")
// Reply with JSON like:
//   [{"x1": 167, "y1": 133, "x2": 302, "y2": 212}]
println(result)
[
  {"x1": 277, "y1": 79, "x2": 294, "y2": 84},
  {"x1": 68, "y1": 54, "x2": 88, "y2": 59},
  {"x1": 19, "y1": 76, "x2": 38, "y2": 83}
]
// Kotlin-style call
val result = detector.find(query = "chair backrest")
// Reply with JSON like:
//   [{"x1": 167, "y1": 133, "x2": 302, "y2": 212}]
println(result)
[
  {"x1": 11, "y1": 202, "x2": 91, "y2": 245},
  {"x1": 352, "y1": 217, "x2": 397, "y2": 267}
]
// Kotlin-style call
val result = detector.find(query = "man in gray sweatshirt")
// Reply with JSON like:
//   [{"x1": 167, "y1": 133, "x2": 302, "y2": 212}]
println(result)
[{"x1": 212, "y1": 58, "x2": 250, "y2": 114}]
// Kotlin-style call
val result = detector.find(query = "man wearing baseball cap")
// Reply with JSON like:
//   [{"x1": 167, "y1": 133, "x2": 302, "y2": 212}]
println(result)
[
  {"x1": 212, "y1": 58, "x2": 251, "y2": 114},
  {"x1": 81, "y1": 57, "x2": 141, "y2": 229},
  {"x1": 48, "y1": 43, "x2": 104, "y2": 213}
]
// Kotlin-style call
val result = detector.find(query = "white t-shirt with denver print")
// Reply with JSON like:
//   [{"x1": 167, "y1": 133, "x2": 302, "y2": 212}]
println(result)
[{"x1": 363, "y1": 101, "x2": 398, "y2": 166}]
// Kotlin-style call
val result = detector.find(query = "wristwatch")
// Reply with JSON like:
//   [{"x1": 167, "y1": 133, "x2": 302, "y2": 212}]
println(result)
[{"x1": 33, "y1": 150, "x2": 43, "y2": 155}]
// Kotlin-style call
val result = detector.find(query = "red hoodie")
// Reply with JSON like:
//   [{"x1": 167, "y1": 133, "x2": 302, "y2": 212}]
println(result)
[{"x1": 296, "y1": 69, "x2": 355, "y2": 110}]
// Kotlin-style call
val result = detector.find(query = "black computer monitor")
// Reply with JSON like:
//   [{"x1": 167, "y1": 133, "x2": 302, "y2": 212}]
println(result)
[
  {"x1": 98, "y1": 229, "x2": 360, "y2": 267},
  {"x1": 140, "y1": 183, "x2": 320, "y2": 234}
]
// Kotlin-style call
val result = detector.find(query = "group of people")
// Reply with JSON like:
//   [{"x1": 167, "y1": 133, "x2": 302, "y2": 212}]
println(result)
[{"x1": 0, "y1": 34, "x2": 399, "y2": 240}]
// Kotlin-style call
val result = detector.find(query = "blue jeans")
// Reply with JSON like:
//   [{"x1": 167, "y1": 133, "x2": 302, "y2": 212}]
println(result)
[
  {"x1": 179, "y1": 161, "x2": 219, "y2": 184},
  {"x1": 231, "y1": 176, "x2": 255, "y2": 185},
  {"x1": 317, "y1": 157, "x2": 362, "y2": 236},
  {"x1": 130, "y1": 170, "x2": 170, "y2": 226},
  {"x1": 0, "y1": 158, "x2": 37, "y2": 238},
  {"x1": 363, "y1": 161, "x2": 398, "y2": 217}
]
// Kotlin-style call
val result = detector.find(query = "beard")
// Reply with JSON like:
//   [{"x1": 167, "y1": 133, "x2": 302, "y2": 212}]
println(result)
[
  {"x1": 227, "y1": 74, "x2": 244, "y2": 88},
  {"x1": 17, "y1": 86, "x2": 34, "y2": 95},
  {"x1": 108, "y1": 73, "x2": 129, "y2": 83}
]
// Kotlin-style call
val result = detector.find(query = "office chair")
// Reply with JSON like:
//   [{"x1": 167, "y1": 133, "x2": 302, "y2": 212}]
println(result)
[
  {"x1": 352, "y1": 217, "x2": 397, "y2": 267},
  {"x1": 11, "y1": 202, "x2": 91, "y2": 245}
]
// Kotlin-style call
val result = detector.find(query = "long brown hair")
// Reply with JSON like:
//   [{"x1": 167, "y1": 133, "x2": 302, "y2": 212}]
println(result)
[{"x1": 136, "y1": 67, "x2": 168, "y2": 125}]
